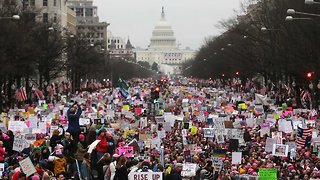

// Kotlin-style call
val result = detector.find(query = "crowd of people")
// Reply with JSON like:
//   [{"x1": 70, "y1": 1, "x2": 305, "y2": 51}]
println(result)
[{"x1": 0, "y1": 77, "x2": 318, "y2": 180}]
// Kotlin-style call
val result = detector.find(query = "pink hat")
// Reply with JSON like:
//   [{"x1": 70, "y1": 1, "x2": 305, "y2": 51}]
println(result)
[
  {"x1": 32, "y1": 175, "x2": 40, "y2": 180},
  {"x1": 289, "y1": 165, "x2": 294, "y2": 171},
  {"x1": 79, "y1": 134, "x2": 85, "y2": 140}
]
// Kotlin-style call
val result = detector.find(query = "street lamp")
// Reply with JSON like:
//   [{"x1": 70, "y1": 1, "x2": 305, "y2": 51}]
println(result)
[
  {"x1": 261, "y1": 26, "x2": 280, "y2": 32},
  {"x1": 285, "y1": 16, "x2": 311, "y2": 21},
  {"x1": 287, "y1": 9, "x2": 320, "y2": 17},
  {"x1": 305, "y1": 0, "x2": 320, "y2": 4},
  {"x1": 0, "y1": 15, "x2": 20, "y2": 20}
]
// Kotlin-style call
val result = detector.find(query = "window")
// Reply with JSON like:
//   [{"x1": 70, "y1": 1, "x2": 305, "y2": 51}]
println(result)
[
  {"x1": 43, "y1": 13, "x2": 48, "y2": 23},
  {"x1": 30, "y1": 0, "x2": 35, "y2": 6},
  {"x1": 54, "y1": 0, "x2": 56, "y2": 6},
  {"x1": 76, "y1": 8, "x2": 84, "y2": 17},
  {"x1": 85, "y1": 8, "x2": 93, "y2": 17},
  {"x1": 43, "y1": 0, "x2": 47, "y2": 6}
]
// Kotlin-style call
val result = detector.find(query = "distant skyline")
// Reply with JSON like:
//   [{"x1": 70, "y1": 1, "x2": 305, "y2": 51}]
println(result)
[{"x1": 94, "y1": 0, "x2": 245, "y2": 50}]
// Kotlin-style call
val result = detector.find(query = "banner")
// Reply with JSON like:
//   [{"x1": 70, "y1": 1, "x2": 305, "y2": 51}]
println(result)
[{"x1": 129, "y1": 172, "x2": 162, "y2": 180}]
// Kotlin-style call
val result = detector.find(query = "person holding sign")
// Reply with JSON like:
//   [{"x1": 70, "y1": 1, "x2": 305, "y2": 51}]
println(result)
[{"x1": 66, "y1": 102, "x2": 82, "y2": 151}]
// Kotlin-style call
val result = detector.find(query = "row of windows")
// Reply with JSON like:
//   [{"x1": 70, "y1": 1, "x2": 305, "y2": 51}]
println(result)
[
  {"x1": 110, "y1": 51, "x2": 132, "y2": 54},
  {"x1": 78, "y1": 33, "x2": 104, "y2": 38},
  {"x1": 74, "y1": 8, "x2": 93, "y2": 17},
  {"x1": 108, "y1": 45, "x2": 124, "y2": 49},
  {"x1": 42, "y1": 13, "x2": 57, "y2": 23},
  {"x1": 24, "y1": 0, "x2": 57, "y2": 7},
  {"x1": 108, "y1": 39, "x2": 120, "y2": 43}
]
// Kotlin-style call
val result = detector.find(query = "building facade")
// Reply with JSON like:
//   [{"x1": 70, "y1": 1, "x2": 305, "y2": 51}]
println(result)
[
  {"x1": 135, "y1": 7, "x2": 195, "y2": 75},
  {"x1": 20, "y1": 0, "x2": 69, "y2": 29},
  {"x1": 67, "y1": 0, "x2": 109, "y2": 50},
  {"x1": 107, "y1": 31, "x2": 135, "y2": 61}
]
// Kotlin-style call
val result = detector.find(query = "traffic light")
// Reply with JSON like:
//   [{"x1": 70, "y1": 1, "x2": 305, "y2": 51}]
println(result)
[
  {"x1": 307, "y1": 72, "x2": 312, "y2": 79},
  {"x1": 151, "y1": 86, "x2": 160, "y2": 103}
]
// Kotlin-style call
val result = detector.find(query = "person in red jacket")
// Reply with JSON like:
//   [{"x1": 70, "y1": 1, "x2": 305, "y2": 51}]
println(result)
[
  {"x1": 0, "y1": 141, "x2": 7, "y2": 163},
  {"x1": 96, "y1": 129, "x2": 108, "y2": 161}
]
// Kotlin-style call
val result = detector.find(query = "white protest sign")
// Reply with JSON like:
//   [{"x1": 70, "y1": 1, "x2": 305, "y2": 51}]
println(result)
[
  {"x1": 0, "y1": 163, "x2": 4, "y2": 177},
  {"x1": 272, "y1": 144, "x2": 289, "y2": 157},
  {"x1": 271, "y1": 132, "x2": 283, "y2": 144},
  {"x1": 129, "y1": 172, "x2": 162, "y2": 180},
  {"x1": 13, "y1": 133, "x2": 29, "y2": 152},
  {"x1": 181, "y1": 163, "x2": 197, "y2": 177},
  {"x1": 28, "y1": 116, "x2": 38, "y2": 128},
  {"x1": 8, "y1": 121, "x2": 27, "y2": 133},
  {"x1": 203, "y1": 128, "x2": 215, "y2": 138},
  {"x1": 212, "y1": 157, "x2": 223, "y2": 172},
  {"x1": 232, "y1": 152, "x2": 242, "y2": 164},
  {"x1": 19, "y1": 157, "x2": 36, "y2": 177},
  {"x1": 151, "y1": 138, "x2": 161, "y2": 149},
  {"x1": 88, "y1": 140, "x2": 101, "y2": 153},
  {"x1": 278, "y1": 119, "x2": 293, "y2": 133},
  {"x1": 215, "y1": 130, "x2": 225, "y2": 144},
  {"x1": 265, "y1": 138, "x2": 277, "y2": 152},
  {"x1": 79, "y1": 118, "x2": 90, "y2": 126}
]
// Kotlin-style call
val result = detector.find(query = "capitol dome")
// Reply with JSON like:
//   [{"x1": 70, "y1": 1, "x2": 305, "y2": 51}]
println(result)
[{"x1": 149, "y1": 7, "x2": 177, "y2": 50}]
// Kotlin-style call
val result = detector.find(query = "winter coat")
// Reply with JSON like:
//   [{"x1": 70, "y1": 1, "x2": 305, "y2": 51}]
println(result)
[
  {"x1": 75, "y1": 142, "x2": 88, "y2": 161},
  {"x1": 67, "y1": 106, "x2": 82, "y2": 133},
  {"x1": 96, "y1": 136, "x2": 108, "y2": 153}
]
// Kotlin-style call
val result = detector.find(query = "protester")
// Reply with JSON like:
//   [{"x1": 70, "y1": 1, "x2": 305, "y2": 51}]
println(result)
[{"x1": 2, "y1": 77, "x2": 320, "y2": 180}]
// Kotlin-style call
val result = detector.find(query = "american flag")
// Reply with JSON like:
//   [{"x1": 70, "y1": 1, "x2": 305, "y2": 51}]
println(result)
[
  {"x1": 296, "y1": 125, "x2": 312, "y2": 147},
  {"x1": 15, "y1": 87, "x2": 27, "y2": 102},
  {"x1": 32, "y1": 87, "x2": 44, "y2": 100}
]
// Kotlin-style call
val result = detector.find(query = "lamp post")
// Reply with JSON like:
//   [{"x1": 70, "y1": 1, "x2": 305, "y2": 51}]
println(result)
[
  {"x1": 0, "y1": 15, "x2": 20, "y2": 20},
  {"x1": 305, "y1": 0, "x2": 320, "y2": 5},
  {"x1": 287, "y1": 9, "x2": 320, "y2": 17}
]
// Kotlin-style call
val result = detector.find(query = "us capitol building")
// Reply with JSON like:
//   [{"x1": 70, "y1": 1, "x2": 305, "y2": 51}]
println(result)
[{"x1": 135, "y1": 7, "x2": 195, "y2": 75}]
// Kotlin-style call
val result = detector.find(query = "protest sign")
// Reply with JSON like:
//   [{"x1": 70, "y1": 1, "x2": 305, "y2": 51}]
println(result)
[
  {"x1": 19, "y1": 157, "x2": 36, "y2": 177},
  {"x1": 88, "y1": 140, "x2": 101, "y2": 153},
  {"x1": 232, "y1": 152, "x2": 242, "y2": 164},
  {"x1": 212, "y1": 157, "x2": 223, "y2": 172},
  {"x1": 118, "y1": 146, "x2": 134, "y2": 157},
  {"x1": 79, "y1": 118, "x2": 90, "y2": 126},
  {"x1": 215, "y1": 130, "x2": 225, "y2": 144},
  {"x1": 181, "y1": 163, "x2": 197, "y2": 177},
  {"x1": 24, "y1": 134, "x2": 37, "y2": 141},
  {"x1": 8, "y1": 121, "x2": 27, "y2": 133},
  {"x1": 272, "y1": 144, "x2": 289, "y2": 157},
  {"x1": 265, "y1": 138, "x2": 277, "y2": 152},
  {"x1": 259, "y1": 168, "x2": 277, "y2": 180},
  {"x1": 13, "y1": 133, "x2": 29, "y2": 152},
  {"x1": 0, "y1": 163, "x2": 4, "y2": 177},
  {"x1": 203, "y1": 128, "x2": 215, "y2": 137},
  {"x1": 129, "y1": 172, "x2": 162, "y2": 180},
  {"x1": 286, "y1": 142, "x2": 297, "y2": 151},
  {"x1": 271, "y1": 132, "x2": 283, "y2": 144}
]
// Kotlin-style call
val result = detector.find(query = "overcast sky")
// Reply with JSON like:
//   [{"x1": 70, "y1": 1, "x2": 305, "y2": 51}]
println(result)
[{"x1": 94, "y1": 0, "x2": 245, "y2": 50}]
